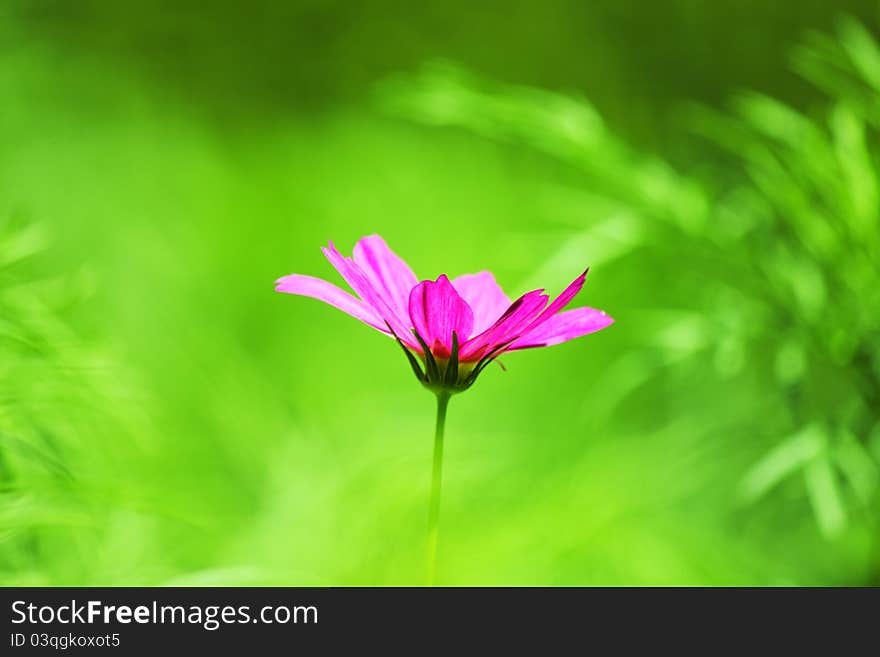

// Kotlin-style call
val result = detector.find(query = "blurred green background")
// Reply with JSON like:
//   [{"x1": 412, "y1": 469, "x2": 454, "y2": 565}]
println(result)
[{"x1": 1, "y1": 1, "x2": 879, "y2": 585}]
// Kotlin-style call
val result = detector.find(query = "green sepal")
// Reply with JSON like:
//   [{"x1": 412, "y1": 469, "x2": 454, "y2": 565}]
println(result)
[
  {"x1": 397, "y1": 338, "x2": 427, "y2": 383},
  {"x1": 385, "y1": 321, "x2": 426, "y2": 383},
  {"x1": 412, "y1": 329, "x2": 440, "y2": 382},
  {"x1": 462, "y1": 339, "x2": 515, "y2": 389},
  {"x1": 443, "y1": 331, "x2": 460, "y2": 387}
]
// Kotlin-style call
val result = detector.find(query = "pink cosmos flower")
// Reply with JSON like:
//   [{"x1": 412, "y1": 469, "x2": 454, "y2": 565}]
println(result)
[
  {"x1": 277, "y1": 233, "x2": 614, "y2": 584},
  {"x1": 275, "y1": 234, "x2": 613, "y2": 393}
]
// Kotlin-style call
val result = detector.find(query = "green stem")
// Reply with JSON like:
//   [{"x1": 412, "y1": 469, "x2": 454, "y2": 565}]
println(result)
[{"x1": 425, "y1": 391, "x2": 450, "y2": 586}]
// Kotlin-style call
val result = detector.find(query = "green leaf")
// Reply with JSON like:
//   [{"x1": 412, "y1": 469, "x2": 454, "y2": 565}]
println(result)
[
  {"x1": 739, "y1": 425, "x2": 824, "y2": 503},
  {"x1": 804, "y1": 455, "x2": 847, "y2": 539},
  {"x1": 838, "y1": 17, "x2": 880, "y2": 92},
  {"x1": 833, "y1": 430, "x2": 879, "y2": 505}
]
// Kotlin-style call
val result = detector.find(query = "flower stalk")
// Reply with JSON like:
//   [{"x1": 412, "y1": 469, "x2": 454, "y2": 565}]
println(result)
[{"x1": 425, "y1": 391, "x2": 449, "y2": 586}]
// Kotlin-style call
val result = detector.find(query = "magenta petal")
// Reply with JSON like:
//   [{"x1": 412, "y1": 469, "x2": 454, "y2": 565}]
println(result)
[
  {"x1": 275, "y1": 274, "x2": 387, "y2": 331},
  {"x1": 408, "y1": 275, "x2": 474, "y2": 357},
  {"x1": 321, "y1": 242, "x2": 417, "y2": 346},
  {"x1": 510, "y1": 307, "x2": 614, "y2": 350},
  {"x1": 459, "y1": 289, "x2": 548, "y2": 361},
  {"x1": 452, "y1": 271, "x2": 512, "y2": 335},
  {"x1": 353, "y1": 235, "x2": 418, "y2": 322},
  {"x1": 520, "y1": 269, "x2": 588, "y2": 336}
]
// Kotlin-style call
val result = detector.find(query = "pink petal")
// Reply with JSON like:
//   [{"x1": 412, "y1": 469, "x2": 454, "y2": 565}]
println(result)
[
  {"x1": 408, "y1": 275, "x2": 474, "y2": 358},
  {"x1": 510, "y1": 306, "x2": 614, "y2": 350},
  {"x1": 523, "y1": 269, "x2": 589, "y2": 336},
  {"x1": 275, "y1": 274, "x2": 388, "y2": 331},
  {"x1": 452, "y1": 271, "x2": 512, "y2": 335},
  {"x1": 353, "y1": 235, "x2": 418, "y2": 322},
  {"x1": 321, "y1": 241, "x2": 417, "y2": 346},
  {"x1": 459, "y1": 289, "x2": 549, "y2": 361}
]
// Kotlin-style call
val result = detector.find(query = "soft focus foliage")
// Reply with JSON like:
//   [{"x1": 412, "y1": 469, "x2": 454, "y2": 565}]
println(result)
[
  {"x1": 0, "y1": 8, "x2": 877, "y2": 585},
  {"x1": 380, "y1": 16, "x2": 880, "y2": 549}
]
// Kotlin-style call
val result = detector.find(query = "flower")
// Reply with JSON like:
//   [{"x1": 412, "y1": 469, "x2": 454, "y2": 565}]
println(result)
[
  {"x1": 276, "y1": 234, "x2": 614, "y2": 583},
  {"x1": 276, "y1": 234, "x2": 613, "y2": 393}
]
